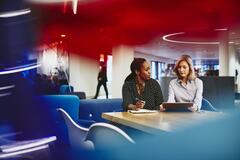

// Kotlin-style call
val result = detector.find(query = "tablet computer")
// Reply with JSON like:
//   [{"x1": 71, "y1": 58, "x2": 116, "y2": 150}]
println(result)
[{"x1": 162, "y1": 102, "x2": 193, "y2": 112}]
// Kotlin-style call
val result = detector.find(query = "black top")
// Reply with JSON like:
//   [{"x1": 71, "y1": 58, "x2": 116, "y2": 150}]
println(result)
[
  {"x1": 122, "y1": 78, "x2": 164, "y2": 111},
  {"x1": 98, "y1": 69, "x2": 107, "y2": 82}
]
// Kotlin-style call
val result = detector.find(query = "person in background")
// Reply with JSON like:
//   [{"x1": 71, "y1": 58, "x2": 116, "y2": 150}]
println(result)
[
  {"x1": 160, "y1": 55, "x2": 203, "y2": 112},
  {"x1": 164, "y1": 64, "x2": 174, "y2": 76},
  {"x1": 122, "y1": 58, "x2": 164, "y2": 111},
  {"x1": 93, "y1": 65, "x2": 108, "y2": 99}
]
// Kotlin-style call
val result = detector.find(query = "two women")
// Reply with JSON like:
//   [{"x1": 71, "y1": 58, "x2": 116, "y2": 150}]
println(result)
[{"x1": 123, "y1": 55, "x2": 203, "y2": 112}]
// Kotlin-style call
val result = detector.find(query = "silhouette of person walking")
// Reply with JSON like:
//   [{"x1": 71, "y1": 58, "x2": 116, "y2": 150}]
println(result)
[{"x1": 93, "y1": 65, "x2": 108, "y2": 99}]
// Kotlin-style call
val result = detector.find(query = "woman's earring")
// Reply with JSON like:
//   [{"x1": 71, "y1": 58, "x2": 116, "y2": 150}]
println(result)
[{"x1": 135, "y1": 70, "x2": 139, "y2": 75}]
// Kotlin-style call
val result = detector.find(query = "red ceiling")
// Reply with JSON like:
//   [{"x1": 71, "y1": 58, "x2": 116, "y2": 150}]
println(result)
[{"x1": 29, "y1": 0, "x2": 240, "y2": 58}]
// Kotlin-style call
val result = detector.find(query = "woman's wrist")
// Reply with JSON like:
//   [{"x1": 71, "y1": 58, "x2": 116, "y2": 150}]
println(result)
[
  {"x1": 128, "y1": 104, "x2": 137, "y2": 110},
  {"x1": 194, "y1": 104, "x2": 199, "y2": 111}
]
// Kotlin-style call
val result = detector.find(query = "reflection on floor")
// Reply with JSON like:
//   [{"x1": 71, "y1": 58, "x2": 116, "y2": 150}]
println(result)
[{"x1": 235, "y1": 100, "x2": 240, "y2": 108}]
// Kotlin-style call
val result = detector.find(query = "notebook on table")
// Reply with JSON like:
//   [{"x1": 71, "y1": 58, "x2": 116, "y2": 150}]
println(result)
[
  {"x1": 128, "y1": 109, "x2": 158, "y2": 114},
  {"x1": 162, "y1": 102, "x2": 193, "y2": 112}
]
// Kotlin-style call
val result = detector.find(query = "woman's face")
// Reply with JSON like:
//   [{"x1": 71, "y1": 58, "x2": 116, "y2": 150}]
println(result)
[
  {"x1": 138, "y1": 61, "x2": 151, "y2": 81},
  {"x1": 177, "y1": 60, "x2": 190, "y2": 79}
]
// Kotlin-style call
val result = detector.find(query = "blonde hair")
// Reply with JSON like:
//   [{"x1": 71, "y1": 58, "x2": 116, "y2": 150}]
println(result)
[{"x1": 173, "y1": 55, "x2": 196, "y2": 80}]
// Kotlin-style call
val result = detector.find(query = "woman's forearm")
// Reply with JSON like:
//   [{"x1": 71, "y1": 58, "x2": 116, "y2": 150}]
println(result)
[{"x1": 127, "y1": 104, "x2": 136, "y2": 110}]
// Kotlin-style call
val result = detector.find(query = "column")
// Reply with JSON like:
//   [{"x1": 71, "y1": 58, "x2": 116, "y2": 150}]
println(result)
[
  {"x1": 228, "y1": 44, "x2": 236, "y2": 77},
  {"x1": 219, "y1": 31, "x2": 229, "y2": 76},
  {"x1": 111, "y1": 45, "x2": 134, "y2": 98},
  {"x1": 69, "y1": 54, "x2": 99, "y2": 97}
]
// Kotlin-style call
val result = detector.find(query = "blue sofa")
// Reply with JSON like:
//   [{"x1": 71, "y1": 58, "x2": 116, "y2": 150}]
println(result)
[
  {"x1": 32, "y1": 96, "x2": 123, "y2": 144},
  {"x1": 79, "y1": 98, "x2": 123, "y2": 123}
]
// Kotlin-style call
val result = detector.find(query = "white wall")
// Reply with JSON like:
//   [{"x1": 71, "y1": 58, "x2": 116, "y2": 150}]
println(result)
[
  {"x1": 69, "y1": 54, "x2": 99, "y2": 98},
  {"x1": 229, "y1": 44, "x2": 236, "y2": 77},
  {"x1": 38, "y1": 48, "x2": 58, "y2": 75},
  {"x1": 112, "y1": 45, "x2": 134, "y2": 98},
  {"x1": 219, "y1": 32, "x2": 229, "y2": 76}
]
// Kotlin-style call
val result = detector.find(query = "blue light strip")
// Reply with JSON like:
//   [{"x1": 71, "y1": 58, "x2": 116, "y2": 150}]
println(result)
[
  {"x1": 0, "y1": 85, "x2": 15, "y2": 91},
  {"x1": 0, "y1": 63, "x2": 41, "y2": 75},
  {"x1": 0, "y1": 145, "x2": 49, "y2": 158},
  {"x1": 0, "y1": 93, "x2": 12, "y2": 97},
  {"x1": 0, "y1": 8, "x2": 31, "y2": 18},
  {"x1": 0, "y1": 136, "x2": 57, "y2": 153}
]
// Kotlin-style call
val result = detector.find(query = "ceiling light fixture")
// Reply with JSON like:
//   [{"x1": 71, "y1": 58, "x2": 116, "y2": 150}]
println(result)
[
  {"x1": 27, "y1": 0, "x2": 69, "y2": 3},
  {"x1": 162, "y1": 32, "x2": 234, "y2": 45},
  {"x1": 72, "y1": 0, "x2": 78, "y2": 14},
  {"x1": 27, "y1": 0, "x2": 81, "y2": 14},
  {"x1": 0, "y1": 8, "x2": 31, "y2": 18}
]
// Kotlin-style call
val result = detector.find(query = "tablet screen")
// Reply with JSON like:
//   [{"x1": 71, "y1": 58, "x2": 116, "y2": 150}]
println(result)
[{"x1": 162, "y1": 102, "x2": 193, "y2": 112}]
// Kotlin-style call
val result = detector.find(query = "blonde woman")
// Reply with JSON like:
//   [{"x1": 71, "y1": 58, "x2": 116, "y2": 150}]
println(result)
[{"x1": 160, "y1": 55, "x2": 203, "y2": 112}]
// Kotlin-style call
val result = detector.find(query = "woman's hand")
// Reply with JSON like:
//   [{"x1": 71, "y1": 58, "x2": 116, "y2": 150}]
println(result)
[
  {"x1": 135, "y1": 100, "x2": 145, "y2": 110},
  {"x1": 159, "y1": 104, "x2": 166, "y2": 112},
  {"x1": 188, "y1": 104, "x2": 198, "y2": 112}
]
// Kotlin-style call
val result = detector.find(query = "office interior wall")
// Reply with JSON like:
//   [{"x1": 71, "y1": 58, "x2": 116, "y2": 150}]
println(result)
[
  {"x1": 69, "y1": 54, "x2": 100, "y2": 98},
  {"x1": 112, "y1": 45, "x2": 134, "y2": 98}
]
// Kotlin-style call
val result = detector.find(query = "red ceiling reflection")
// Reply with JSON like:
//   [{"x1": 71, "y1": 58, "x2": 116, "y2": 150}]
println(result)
[{"x1": 29, "y1": 0, "x2": 240, "y2": 58}]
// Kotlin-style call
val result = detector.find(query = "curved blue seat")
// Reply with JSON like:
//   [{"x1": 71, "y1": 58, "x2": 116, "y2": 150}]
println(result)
[
  {"x1": 34, "y1": 95, "x2": 80, "y2": 144},
  {"x1": 201, "y1": 98, "x2": 217, "y2": 112},
  {"x1": 59, "y1": 85, "x2": 74, "y2": 94}
]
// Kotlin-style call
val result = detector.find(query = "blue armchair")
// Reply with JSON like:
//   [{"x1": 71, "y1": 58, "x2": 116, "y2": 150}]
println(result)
[
  {"x1": 34, "y1": 95, "x2": 99, "y2": 143},
  {"x1": 34, "y1": 95, "x2": 80, "y2": 144},
  {"x1": 59, "y1": 85, "x2": 74, "y2": 94}
]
